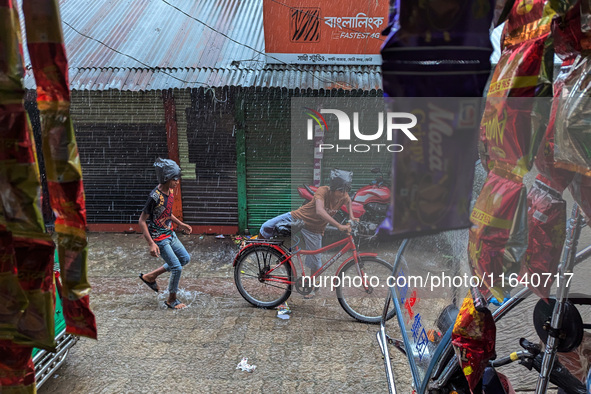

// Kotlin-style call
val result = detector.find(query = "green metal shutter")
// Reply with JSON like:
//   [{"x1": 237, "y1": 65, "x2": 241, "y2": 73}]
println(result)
[{"x1": 244, "y1": 88, "x2": 292, "y2": 234}]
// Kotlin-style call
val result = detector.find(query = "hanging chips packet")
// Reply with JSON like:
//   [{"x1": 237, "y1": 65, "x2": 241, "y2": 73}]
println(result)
[
  {"x1": 0, "y1": 0, "x2": 58, "y2": 351},
  {"x1": 0, "y1": 340, "x2": 35, "y2": 392},
  {"x1": 23, "y1": 0, "x2": 97, "y2": 340},
  {"x1": 521, "y1": 177, "x2": 566, "y2": 299},
  {"x1": 0, "y1": 227, "x2": 28, "y2": 338},
  {"x1": 468, "y1": 167, "x2": 528, "y2": 300},
  {"x1": 479, "y1": 0, "x2": 555, "y2": 174},
  {"x1": 452, "y1": 295, "x2": 496, "y2": 393}
]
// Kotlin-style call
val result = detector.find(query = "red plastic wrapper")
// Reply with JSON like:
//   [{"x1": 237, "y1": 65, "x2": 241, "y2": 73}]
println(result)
[
  {"x1": 0, "y1": 0, "x2": 25, "y2": 102},
  {"x1": 534, "y1": 60, "x2": 576, "y2": 191},
  {"x1": 521, "y1": 177, "x2": 566, "y2": 299},
  {"x1": 0, "y1": 340, "x2": 35, "y2": 392},
  {"x1": 479, "y1": 0, "x2": 555, "y2": 176},
  {"x1": 13, "y1": 237, "x2": 56, "y2": 350},
  {"x1": 452, "y1": 296, "x2": 496, "y2": 393},
  {"x1": 61, "y1": 295, "x2": 97, "y2": 339},
  {"x1": 552, "y1": 0, "x2": 584, "y2": 61},
  {"x1": 0, "y1": 227, "x2": 28, "y2": 338},
  {"x1": 468, "y1": 168, "x2": 528, "y2": 300},
  {"x1": 479, "y1": 0, "x2": 554, "y2": 174},
  {"x1": 55, "y1": 272, "x2": 96, "y2": 339},
  {"x1": 23, "y1": 0, "x2": 96, "y2": 339},
  {"x1": 501, "y1": 0, "x2": 548, "y2": 40}
]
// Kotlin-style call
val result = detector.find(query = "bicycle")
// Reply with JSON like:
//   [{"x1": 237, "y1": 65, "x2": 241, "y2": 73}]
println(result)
[
  {"x1": 377, "y1": 203, "x2": 591, "y2": 393},
  {"x1": 233, "y1": 223, "x2": 397, "y2": 324}
]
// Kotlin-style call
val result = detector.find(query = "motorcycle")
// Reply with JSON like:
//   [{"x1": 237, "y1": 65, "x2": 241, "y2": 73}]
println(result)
[{"x1": 297, "y1": 167, "x2": 391, "y2": 238}]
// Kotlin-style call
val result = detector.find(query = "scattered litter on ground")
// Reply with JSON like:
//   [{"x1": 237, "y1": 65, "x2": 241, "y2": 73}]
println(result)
[
  {"x1": 216, "y1": 235, "x2": 225, "y2": 239},
  {"x1": 276, "y1": 303, "x2": 291, "y2": 319},
  {"x1": 236, "y1": 357, "x2": 256, "y2": 372},
  {"x1": 199, "y1": 235, "x2": 204, "y2": 240},
  {"x1": 232, "y1": 236, "x2": 243, "y2": 245}
]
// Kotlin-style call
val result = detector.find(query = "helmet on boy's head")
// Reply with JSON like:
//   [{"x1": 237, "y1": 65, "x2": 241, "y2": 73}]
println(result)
[
  {"x1": 154, "y1": 158, "x2": 181, "y2": 184},
  {"x1": 329, "y1": 169, "x2": 353, "y2": 191}
]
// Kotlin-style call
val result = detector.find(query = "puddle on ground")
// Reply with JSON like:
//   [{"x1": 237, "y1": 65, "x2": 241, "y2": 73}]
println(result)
[{"x1": 156, "y1": 288, "x2": 206, "y2": 310}]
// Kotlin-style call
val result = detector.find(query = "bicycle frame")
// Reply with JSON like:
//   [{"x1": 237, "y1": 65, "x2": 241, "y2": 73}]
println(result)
[
  {"x1": 234, "y1": 233, "x2": 378, "y2": 288},
  {"x1": 378, "y1": 203, "x2": 591, "y2": 394}
]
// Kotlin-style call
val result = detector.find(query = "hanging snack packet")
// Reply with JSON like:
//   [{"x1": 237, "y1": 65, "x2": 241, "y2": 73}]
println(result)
[
  {"x1": 452, "y1": 295, "x2": 496, "y2": 393},
  {"x1": 12, "y1": 238, "x2": 56, "y2": 350},
  {"x1": 0, "y1": 340, "x2": 35, "y2": 392},
  {"x1": 479, "y1": 0, "x2": 555, "y2": 174},
  {"x1": 468, "y1": 168, "x2": 528, "y2": 300},
  {"x1": 0, "y1": 226, "x2": 28, "y2": 337},
  {"x1": 23, "y1": 0, "x2": 97, "y2": 339},
  {"x1": 0, "y1": 0, "x2": 58, "y2": 350},
  {"x1": 521, "y1": 177, "x2": 566, "y2": 299},
  {"x1": 552, "y1": 0, "x2": 584, "y2": 61}
]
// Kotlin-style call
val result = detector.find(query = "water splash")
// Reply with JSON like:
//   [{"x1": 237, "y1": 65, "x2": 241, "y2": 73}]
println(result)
[{"x1": 156, "y1": 287, "x2": 205, "y2": 310}]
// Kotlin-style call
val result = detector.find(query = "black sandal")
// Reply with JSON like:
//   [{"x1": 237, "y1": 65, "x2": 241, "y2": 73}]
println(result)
[{"x1": 139, "y1": 273, "x2": 159, "y2": 292}]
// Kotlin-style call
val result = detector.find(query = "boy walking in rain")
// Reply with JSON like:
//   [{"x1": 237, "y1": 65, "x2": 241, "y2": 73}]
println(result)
[{"x1": 139, "y1": 158, "x2": 192, "y2": 310}]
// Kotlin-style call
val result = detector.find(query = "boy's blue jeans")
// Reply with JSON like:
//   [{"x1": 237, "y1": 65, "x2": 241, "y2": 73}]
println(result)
[{"x1": 155, "y1": 232, "x2": 191, "y2": 293}]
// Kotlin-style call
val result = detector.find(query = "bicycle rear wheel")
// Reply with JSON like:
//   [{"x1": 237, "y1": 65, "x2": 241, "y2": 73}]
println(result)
[
  {"x1": 234, "y1": 245, "x2": 293, "y2": 308},
  {"x1": 336, "y1": 256, "x2": 396, "y2": 324}
]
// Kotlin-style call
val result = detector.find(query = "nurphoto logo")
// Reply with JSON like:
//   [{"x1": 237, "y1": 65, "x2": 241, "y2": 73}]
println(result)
[{"x1": 304, "y1": 107, "x2": 418, "y2": 153}]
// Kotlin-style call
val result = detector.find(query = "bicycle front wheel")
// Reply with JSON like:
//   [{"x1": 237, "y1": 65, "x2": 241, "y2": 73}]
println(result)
[
  {"x1": 234, "y1": 245, "x2": 293, "y2": 308},
  {"x1": 336, "y1": 257, "x2": 396, "y2": 324}
]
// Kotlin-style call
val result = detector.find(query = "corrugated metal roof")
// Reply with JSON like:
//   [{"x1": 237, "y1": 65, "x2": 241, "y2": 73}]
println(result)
[
  {"x1": 19, "y1": 0, "x2": 382, "y2": 91},
  {"x1": 23, "y1": 65, "x2": 382, "y2": 91}
]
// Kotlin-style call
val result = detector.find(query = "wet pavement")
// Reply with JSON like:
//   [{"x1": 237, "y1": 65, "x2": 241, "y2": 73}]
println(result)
[
  {"x1": 39, "y1": 230, "x2": 591, "y2": 393},
  {"x1": 39, "y1": 233, "x2": 412, "y2": 393}
]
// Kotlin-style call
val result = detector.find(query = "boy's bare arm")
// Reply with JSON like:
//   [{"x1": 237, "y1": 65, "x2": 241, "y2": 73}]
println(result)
[
  {"x1": 347, "y1": 199, "x2": 358, "y2": 222},
  {"x1": 171, "y1": 214, "x2": 192, "y2": 234},
  {"x1": 315, "y1": 199, "x2": 350, "y2": 233},
  {"x1": 139, "y1": 211, "x2": 160, "y2": 257}
]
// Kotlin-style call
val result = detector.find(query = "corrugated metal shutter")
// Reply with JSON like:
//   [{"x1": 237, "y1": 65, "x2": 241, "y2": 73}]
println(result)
[
  {"x1": 75, "y1": 123, "x2": 168, "y2": 223},
  {"x1": 244, "y1": 87, "x2": 292, "y2": 233},
  {"x1": 182, "y1": 87, "x2": 238, "y2": 226}
]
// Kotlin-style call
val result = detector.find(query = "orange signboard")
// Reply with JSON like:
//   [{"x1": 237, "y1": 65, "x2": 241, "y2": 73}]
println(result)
[{"x1": 263, "y1": 0, "x2": 388, "y2": 65}]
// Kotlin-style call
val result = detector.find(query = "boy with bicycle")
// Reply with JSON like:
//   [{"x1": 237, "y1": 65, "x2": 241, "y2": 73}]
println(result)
[{"x1": 259, "y1": 169, "x2": 358, "y2": 295}]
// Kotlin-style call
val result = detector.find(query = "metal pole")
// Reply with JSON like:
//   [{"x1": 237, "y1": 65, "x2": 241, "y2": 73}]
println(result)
[{"x1": 534, "y1": 204, "x2": 583, "y2": 393}]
